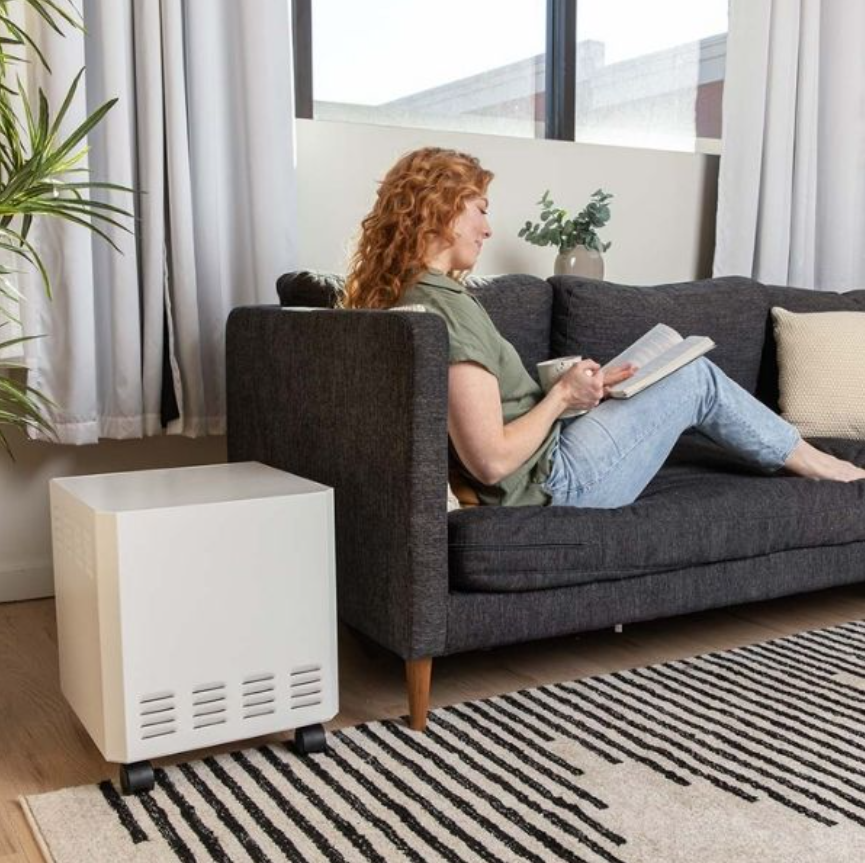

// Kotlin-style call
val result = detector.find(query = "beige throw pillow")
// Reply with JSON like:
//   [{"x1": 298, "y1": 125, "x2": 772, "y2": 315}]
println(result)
[{"x1": 771, "y1": 307, "x2": 865, "y2": 438}]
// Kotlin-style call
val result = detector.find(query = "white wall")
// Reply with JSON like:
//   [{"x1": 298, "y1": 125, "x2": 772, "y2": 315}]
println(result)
[
  {"x1": 0, "y1": 431, "x2": 226, "y2": 602},
  {"x1": 295, "y1": 119, "x2": 719, "y2": 284},
  {"x1": 1, "y1": 119, "x2": 720, "y2": 603}
]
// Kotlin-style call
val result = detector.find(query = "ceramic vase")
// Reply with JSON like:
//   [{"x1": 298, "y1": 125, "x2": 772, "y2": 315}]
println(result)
[{"x1": 554, "y1": 245, "x2": 605, "y2": 279}]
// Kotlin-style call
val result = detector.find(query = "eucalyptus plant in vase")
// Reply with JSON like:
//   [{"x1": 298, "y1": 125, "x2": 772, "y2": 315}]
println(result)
[
  {"x1": 0, "y1": 0, "x2": 130, "y2": 455},
  {"x1": 518, "y1": 188, "x2": 613, "y2": 278}
]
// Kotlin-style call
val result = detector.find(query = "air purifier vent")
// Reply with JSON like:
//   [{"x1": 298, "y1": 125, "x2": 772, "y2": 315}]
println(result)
[
  {"x1": 193, "y1": 681, "x2": 227, "y2": 729},
  {"x1": 290, "y1": 664, "x2": 323, "y2": 709},
  {"x1": 242, "y1": 672, "x2": 275, "y2": 719},
  {"x1": 194, "y1": 715, "x2": 227, "y2": 729},
  {"x1": 193, "y1": 681, "x2": 226, "y2": 695},
  {"x1": 139, "y1": 691, "x2": 176, "y2": 739}
]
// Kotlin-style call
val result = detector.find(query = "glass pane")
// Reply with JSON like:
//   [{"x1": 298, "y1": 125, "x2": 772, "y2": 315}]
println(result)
[
  {"x1": 312, "y1": 0, "x2": 547, "y2": 138},
  {"x1": 575, "y1": 0, "x2": 728, "y2": 151}
]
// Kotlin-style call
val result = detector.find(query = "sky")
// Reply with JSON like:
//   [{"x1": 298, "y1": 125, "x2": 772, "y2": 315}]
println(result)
[{"x1": 312, "y1": 0, "x2": 729, "y2": 105}]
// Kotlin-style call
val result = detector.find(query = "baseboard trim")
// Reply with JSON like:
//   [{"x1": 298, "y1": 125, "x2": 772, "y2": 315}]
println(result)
[{"x1": 0, "y1": 563, "x2": 54, "y2": 602}]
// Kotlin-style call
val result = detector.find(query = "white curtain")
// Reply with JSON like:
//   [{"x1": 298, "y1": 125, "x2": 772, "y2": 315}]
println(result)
[
  {"x1": 20, "y1": 0, "x2": 297, "y2": 443},
  {"x1": 713, "y1": 0, "x2": 865, "y2": 291}
]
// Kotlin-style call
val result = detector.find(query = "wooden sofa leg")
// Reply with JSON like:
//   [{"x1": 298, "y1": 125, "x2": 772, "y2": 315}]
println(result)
[{"x1": 406, "y1": 657, "x2": 433, "y2": 731}]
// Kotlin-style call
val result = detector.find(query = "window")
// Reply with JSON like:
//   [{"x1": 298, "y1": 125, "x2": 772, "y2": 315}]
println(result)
[
  {"x1": 305, "y1": 0, "x2": 548, "y2": 138},
  {"x1": 574, "y1": 0, "x2": 727, "y2": 151},
  {"x1": 294, "y1": 1, "x2": 728, "y2": 152}
]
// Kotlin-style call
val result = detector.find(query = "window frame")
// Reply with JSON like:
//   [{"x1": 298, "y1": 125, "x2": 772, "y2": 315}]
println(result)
[
  {"x1": 546, "y1": 0, "x2": 576, "y2": 141},
  {"x1": 291, "y1": 0, "x2": 721, "y2": 154},
  {"x1": 292, "y1": 0, "x2": 313, "y2": 120}
]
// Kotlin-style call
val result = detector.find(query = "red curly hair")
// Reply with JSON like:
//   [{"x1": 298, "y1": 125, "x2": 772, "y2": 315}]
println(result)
[{"x1": 344, "y1": 147, "x2": 493, "y2": 309}]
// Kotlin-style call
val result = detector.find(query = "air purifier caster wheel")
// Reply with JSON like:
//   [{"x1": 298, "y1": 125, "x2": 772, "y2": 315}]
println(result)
[
  {"x1": 120, "y1": 760, "x2": 155, "y2": 795},
  {"x1": 293, "y1": 723, "x2": 327, "y2": 754}
]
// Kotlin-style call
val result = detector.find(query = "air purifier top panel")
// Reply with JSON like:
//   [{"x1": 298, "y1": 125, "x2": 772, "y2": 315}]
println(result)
[{"x1": 50, "y1": 462, "x2": 330, "y2": 513}]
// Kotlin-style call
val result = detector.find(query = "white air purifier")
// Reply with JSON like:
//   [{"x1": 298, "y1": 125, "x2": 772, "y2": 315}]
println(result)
[{"x1": 50, "y1": 462, "x2": 338, "y2": 794}]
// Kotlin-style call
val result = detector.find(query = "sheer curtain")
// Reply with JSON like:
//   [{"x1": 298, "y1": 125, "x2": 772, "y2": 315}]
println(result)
[
  {"x1": 20, "y1": 0, "x2": 297, "y2": 443},
  {"x1": 714, "y1": 0, "x2": 865, "y2": 291}
]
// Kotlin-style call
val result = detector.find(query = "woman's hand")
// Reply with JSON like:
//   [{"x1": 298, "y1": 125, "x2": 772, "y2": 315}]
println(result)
[
  {"x1": 553, "y1": 361, "x2": 639, "y2": 414},
  {"x1": 554, "y1": 359, "x2": 605, "y2": 411},
  {"x1": 601, "y1": 363, "x2": 638, "y2": 398}
]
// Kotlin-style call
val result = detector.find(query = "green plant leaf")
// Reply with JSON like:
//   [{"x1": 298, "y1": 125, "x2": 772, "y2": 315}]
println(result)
[
  {"x1": 25, "y1": 0, "x2": 82, "y2": 35},
  {"x1": 46, "y1": 95, "x2": 118, "y2": 167},
  {"x1": 521, "y1": 187, "x2": 612, "y2": 263},
  {"x1": 47, "y1": 68, "x2": 84, "y2": 147},
  {"x1": 0, "y1": 332, "x2": 42, "y2": 352},
  {"x1": 0, "y1": 229, "x2": 50, "y2": 296},
  {"x1": 0, "y1": 14, "x2": 50, "y2": 71}
]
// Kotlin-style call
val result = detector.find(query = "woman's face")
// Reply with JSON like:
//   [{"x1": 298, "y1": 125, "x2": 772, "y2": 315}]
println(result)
[{"x1": 447, "y1": 195, "x2": 492, "y2": 270}]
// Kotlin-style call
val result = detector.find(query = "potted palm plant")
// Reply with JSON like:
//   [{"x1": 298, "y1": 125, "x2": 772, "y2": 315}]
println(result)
[
  {"x1": 0, "y1": 0, "x2": 129, "y2": 455},
  {"x1": 519, "y1": 188, "x2": 613, "y2": 278}
]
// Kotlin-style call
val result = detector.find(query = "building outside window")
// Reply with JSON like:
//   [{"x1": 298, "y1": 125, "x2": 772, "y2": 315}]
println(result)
[
  {"x1": 305, "y1": 0, "x2": 728, "y2": 152},
  {"x1": 311, "y1": 0, "x2": 547, "y2": 138},
  {"x1": 573, "y1": 0, "x2": 727, "y2": 151}
]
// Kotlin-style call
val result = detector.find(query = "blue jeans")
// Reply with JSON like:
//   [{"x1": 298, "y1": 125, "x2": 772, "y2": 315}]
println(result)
[{"x1": 543, "y1": 358, "x2": 801, "y2": 508}]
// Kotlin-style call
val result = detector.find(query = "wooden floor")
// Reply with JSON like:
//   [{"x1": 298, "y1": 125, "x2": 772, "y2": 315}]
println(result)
[{"x1": 3, "y1": 586, "x2": 865, "y2": 861}]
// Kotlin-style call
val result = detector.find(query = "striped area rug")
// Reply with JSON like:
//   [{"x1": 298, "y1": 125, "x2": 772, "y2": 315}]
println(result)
[{"x1": 22, "y1": 620, "x2": 865, "y2": 862}]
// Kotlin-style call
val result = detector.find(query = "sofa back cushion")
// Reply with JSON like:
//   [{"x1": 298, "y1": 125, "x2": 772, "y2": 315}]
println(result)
[
  {"x1": 465, "y1": 275, "x2": 552, "y2": 381},
  {"x1": 550, "y1": 275, "x2": 769, "y2": 393},
  {"x1": 277, "y1": 271, "x2": 553, "y2": 379},
  {"x1": 757, "y1": 284, "x2": 865, "y2": 411}
]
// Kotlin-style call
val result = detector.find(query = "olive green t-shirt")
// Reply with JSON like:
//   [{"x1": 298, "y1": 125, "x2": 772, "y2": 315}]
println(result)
[{"x1": 398, "y1": 270, "x2": 559, "y2": 506}]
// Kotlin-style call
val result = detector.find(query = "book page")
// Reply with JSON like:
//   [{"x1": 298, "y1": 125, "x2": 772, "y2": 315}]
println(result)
[
  {"x1": 601, "y1": 323, "x2": 683, "y2": 372},
  {"x1": 609, "y1": 336, "x2": 715, "y2": 398}
]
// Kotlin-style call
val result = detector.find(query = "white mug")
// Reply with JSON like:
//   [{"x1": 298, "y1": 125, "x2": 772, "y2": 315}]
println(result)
[
  {"x1": 537, "y1": 355, "x2": 582, "y2": 392},
  {"x1": 536, "y1": 355, "x2": 588, "y2": 419}
]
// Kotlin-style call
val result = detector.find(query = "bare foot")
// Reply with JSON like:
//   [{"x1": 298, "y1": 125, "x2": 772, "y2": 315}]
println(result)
[{"x1": 784, "y1": 441, "x2": 865, "y2": 481}]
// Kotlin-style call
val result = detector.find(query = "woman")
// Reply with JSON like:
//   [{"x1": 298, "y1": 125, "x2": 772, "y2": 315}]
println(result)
[{"x1": 345, "y1": 147, "x2": 865, "y2": 508}]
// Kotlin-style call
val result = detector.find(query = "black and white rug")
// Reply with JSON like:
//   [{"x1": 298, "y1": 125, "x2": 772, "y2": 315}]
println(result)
[{"x1": 22, "y1": 621, "x2": 865, "y2": 862}]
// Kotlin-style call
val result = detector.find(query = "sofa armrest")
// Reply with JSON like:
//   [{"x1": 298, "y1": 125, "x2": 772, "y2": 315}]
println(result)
[{"x1": 226, "y1": 306, "x2": 450, "y2": 659}]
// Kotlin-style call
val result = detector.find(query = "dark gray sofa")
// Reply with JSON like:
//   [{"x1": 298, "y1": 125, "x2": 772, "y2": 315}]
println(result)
[{"x1": 226, "y1": 273, "x2": 865, "y2": 730}]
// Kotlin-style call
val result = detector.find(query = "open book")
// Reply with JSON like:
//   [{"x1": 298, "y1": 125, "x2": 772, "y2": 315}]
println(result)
[
  {"x1": 538, "y1": 323, "x2": 715, "y2": 411},
  {"x1": 604, "y1": 324, "x2": 715, "y2": 398}
]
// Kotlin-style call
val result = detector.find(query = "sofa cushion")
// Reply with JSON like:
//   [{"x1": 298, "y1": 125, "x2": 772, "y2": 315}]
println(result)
[
  {"x1": 447, "y1": 435, "x2": 865, "y2": 592},
  {"x1": 756, "y1": 285, "x2": 865, "y2": 411},
  {"x1": 771, "y1": 308, "x2": 865, "y2": 438},
  {"x1": 277, "y1": 271, "x2": 345, "y2": 308},
  {"x1": 466, "y1": 275, "x2": 552, "y2": 381},
  {"x1": 550, "y1": 276, "x2": 769, "y2": 394}
]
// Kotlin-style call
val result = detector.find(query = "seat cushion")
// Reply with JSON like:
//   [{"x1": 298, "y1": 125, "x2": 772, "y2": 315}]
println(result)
[
  {"x1": 448, "y1": 436, "x2": 865, "y2": 592},
  {"x1": 550, "y1": 276, "x2": 769, "y2": 394}
]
